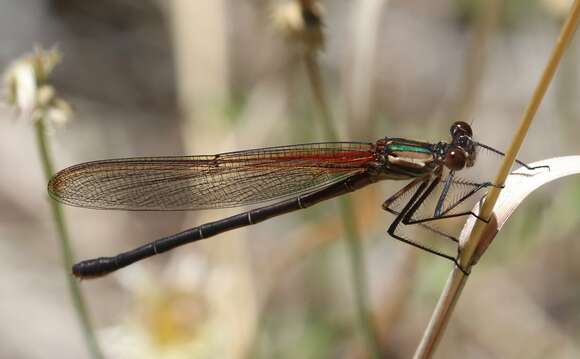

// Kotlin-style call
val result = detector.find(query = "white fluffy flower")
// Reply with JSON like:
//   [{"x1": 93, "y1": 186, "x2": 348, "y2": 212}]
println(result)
[{"x1": 2, "y1": 47, "x2": 72, "y2": 126}]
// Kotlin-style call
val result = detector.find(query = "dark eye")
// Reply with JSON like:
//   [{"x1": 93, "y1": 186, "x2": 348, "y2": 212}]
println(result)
[
  {"x1": 445, "y1": 147, "x2": 467, "y2": 171},
  {"x1": 450, "y1": 121, "x2": 473, "y2": 138}
]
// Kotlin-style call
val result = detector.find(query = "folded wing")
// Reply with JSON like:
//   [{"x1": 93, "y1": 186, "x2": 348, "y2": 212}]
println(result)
[{"x1": 48, "y1": 142, "x2": 374, "y2": 210}]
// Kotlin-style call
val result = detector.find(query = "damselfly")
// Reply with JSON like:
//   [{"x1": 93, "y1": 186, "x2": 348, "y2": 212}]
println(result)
[{"x1": 48, "y1": 122, "x2": 538, "y2": 278}]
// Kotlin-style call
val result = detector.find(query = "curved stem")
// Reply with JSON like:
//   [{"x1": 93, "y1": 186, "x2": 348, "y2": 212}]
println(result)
[
  {"x1": 35, "y1": 119, "x2": 104, "y2": 359},
  {"x1": 304, "y1": 52, "x2": 382, "y2": 359},
  {"x1": 415, "y1": 2, "x2": 580, "y2": 358}
]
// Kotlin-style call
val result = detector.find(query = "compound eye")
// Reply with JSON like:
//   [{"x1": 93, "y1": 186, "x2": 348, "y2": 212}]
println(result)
[
  {"x1": 445, "y1": 147, "x2": 467, "y2": 171},
  {"x1": 450, "y1": 121, "x2": 473, "y2": 138}
]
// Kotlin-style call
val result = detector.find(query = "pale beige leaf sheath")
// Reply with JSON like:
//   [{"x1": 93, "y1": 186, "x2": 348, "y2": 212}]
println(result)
[{"x1": 459, "y1": 156, "x2": 580, "y2": 264}]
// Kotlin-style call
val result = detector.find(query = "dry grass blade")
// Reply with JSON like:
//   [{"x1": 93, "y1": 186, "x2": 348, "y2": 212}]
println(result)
[
  {"x1": 415, "y1": 2, "x2": 580, "y2": 357},
  {"x1": 460, "y1": 156, "x2": 580, "y2": 264},
  {"x1": 414, "y1": 156, "x2": 580, "y2": 359}
]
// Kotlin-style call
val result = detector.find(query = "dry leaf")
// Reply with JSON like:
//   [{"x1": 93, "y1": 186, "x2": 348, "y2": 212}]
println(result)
[{"x1": 459, "y1": 156, "x2": 580, "y2": 265}]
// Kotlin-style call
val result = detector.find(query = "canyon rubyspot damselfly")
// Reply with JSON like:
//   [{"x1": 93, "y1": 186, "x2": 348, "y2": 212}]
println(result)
[{"x1": 48, "y1": 122, "x2": 539, "y2": 278}]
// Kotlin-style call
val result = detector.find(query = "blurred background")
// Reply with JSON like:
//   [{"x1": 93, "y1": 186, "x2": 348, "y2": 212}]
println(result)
[{"x1": 1, "y1": 0, "x2": 580, "y2": 358}]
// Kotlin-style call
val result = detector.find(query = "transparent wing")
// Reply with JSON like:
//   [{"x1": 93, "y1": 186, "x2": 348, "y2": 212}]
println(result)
[{"x1": 48, "y1": 142, "x2": 374, "y2": 210}]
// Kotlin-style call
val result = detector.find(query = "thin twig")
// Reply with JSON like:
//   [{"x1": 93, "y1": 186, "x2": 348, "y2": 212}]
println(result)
[
  {"x1": 414, "y1": 2, "x2": 580, "y2": 358},
  {"x1": 347, "y1": 0, "x2": 389, "y2": 138},
  {"x1": 413, "y1": 267, "x2": 467, "y2": 359},
  {"x1": 304, "y1": 55, "x2": 337, "y2": 138},
  {"x1": 454, "y1": 0, "x2": 500, "y2": 121},
  {"x1": 304, "y1": 51, "x2": 383, "y2": 359},
  {"x1": 460, "y1": 0, "x2": 580, "y2": 276},
  {"x1": 35, "y1": 119, "x2": 104, "y2": 359}
]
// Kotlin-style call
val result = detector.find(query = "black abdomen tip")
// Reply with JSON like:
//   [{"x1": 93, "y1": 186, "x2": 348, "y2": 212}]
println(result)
[{"x1": 72, "y1": 257, "x2": 119, "y2": 279}]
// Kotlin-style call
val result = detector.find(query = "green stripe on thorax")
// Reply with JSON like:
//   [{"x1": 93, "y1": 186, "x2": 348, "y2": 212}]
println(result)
[
  {"x1": 381, "y1": 140, "x2": 437, "y2": 179},
  {"x1": 387, "y1": 143, "x2": 432, "y2": 154}
]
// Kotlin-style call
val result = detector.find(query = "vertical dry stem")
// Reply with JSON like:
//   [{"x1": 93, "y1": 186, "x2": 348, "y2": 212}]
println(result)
[
  {"x1": 304, "y1": 52, "x2": 383, "y2": 359},
  {"x1": 414, "y1": 2, "x2": 580, "y2": 358},
  {"x1": 36, "y1": 119, "x2": 104, "y2": 359},
  {"x1": 454, "y1": 0, "x2": 500, "y2": 121}
]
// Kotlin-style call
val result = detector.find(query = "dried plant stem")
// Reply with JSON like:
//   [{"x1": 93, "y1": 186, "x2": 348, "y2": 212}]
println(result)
[
  {"x1": 414, "y1": 2, "x2": 580, "y2": 358},
  {"x1": 35, "y1": 119, "x2": 104, "y2": 359},
  {"x1": 304, "y1": 53, "x2": 382, "y2": 359},
  {"x1": 454, "y1": 0, "x2": 499, "y2": 121},
  {"x1": 348, "y1": 0, "x2": 389, "y2": 138},
  {"x1": 460, "y1": 0, "x2": 580, "y2": 272},
  {"x1": 304, "y1": 55, "x2": 337, "y2": 138},
  {"x1": 413, "y1": 267, "x2": 466, "y2": 359}
]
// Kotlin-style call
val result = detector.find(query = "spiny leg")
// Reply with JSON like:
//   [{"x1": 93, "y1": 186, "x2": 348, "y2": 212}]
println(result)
[
  {"x1": 386, "y1": 177, "x2": 494, "y2": 229},
  {"x1": 384, "y1": 177, "x2": 490, "y2": 274},
  {"x1": 384, "y1": 177, "x2": 461, "y2": 245},
  {"x1": 395, "y1": 178, "x2": 495, "y2": 275},
  {"x1": 397, "y1": 175, "x2": 486, "y2": 230},
  {"x1": 434, "y1": 170, "x2": 455, "y2": 217},
  {"x1": 385, "y1": 174, "x2": 497, "y2": 220},
  {"x1": 435, "y1": 179, "x2": 497, "y2": 217},
  {"x1": 384, "y1": 176, "x2": 460, "y2": 265},
  {"x1": 476, "y1": 142, "x2": 549, "y2": 171},
  {"x1": 409, "y1": 179, "x2": 498, "y2": 226},
  {"x1": 382, "y1": 177, "x2": 425, "y2": 211}
]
